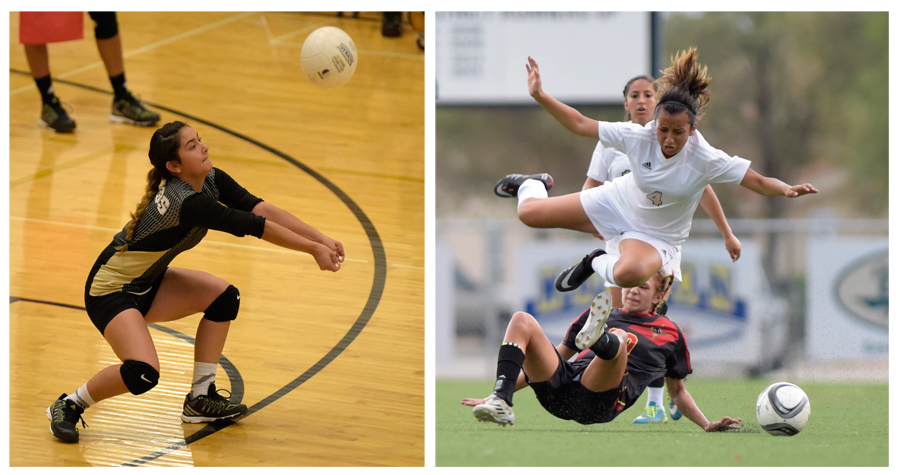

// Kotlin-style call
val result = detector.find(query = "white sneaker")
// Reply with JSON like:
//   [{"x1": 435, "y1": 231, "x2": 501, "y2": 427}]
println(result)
[
  {"x1": 575, "y1": 291, "x2": 612, "y2": 350},
  {"x1": 473, "y1": 394, "x2": 515, "y2": 426}
]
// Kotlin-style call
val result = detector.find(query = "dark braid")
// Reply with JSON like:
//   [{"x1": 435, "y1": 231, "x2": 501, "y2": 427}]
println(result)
[
  {"x1": 650, "y1": 269, "x2": 675, "y2": 314},
  {"x1": 115, "y1": 121, "x2": 187, "y2": 252}
]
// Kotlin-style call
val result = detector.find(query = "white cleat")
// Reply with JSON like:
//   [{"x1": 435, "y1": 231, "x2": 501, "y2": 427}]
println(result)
[
  {"x1": 473, "y1": 395, "x2": 515, "y2": 426},
  {"x1": 575, "y1": 291, "x2": 612, "y2": 350}
]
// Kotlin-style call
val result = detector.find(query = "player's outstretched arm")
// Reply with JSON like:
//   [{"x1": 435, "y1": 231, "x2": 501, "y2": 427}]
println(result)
[
  {"x1": 740, "y1": 169, "x2": 818, "y2": 198},
  {"x1": 699, "y1": 185, "x2": 741, "y2": 262},
  {"x1": 260, "y1": 219, "x2": 341, "y2": 272},
  {"x1": 665, "y1": 377, "x2": 742, "y2": 432},
  {"x1": 527, "y1": 56, "x2": 600, "y2": 139},
  {"x1": 252, "y1": 201, "x2": 344, "y2": 262}
]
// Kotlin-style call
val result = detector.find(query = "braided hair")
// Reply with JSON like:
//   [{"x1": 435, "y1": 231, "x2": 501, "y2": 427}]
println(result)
[
  {"x1": 649, "y1": 268, "x2": 675, "y2": 314},
  {"x1": 115, "y1": 121, "x2": 187, "y2": 252}
]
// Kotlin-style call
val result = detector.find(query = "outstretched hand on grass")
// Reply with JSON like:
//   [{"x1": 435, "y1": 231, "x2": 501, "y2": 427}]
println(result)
[
  {"x1": 461, "y1": 397, "x2": 486, "y2": 407},
  {"x1": 705, "y1": 416, "x2": 742, "y2": 432}
]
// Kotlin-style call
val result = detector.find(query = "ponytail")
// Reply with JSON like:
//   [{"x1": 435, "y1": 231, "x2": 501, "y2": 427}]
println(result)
[
  {"x1": 650, "y1": 269, "x2": 675, "y2": 314},
  {"x1": 116, "y1": 169, "x2": 164, "y2": 252},
  {"x1": 654, "y1": 48, "x2": 711, "y2": 125},
  {"x1": 116, "y1": 121, "x2": 187, "y2": 252}
]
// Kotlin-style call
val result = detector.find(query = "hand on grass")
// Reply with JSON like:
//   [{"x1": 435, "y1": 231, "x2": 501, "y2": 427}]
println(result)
[{"x1": 705, "y1": 416, "x2": 742, "y2": 432}]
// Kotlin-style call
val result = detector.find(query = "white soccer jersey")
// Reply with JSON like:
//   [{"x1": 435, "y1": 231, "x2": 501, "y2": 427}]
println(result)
[
  {"x1": 587, "y1": 142, "x2": 632, "y2": 183},
  {"x1": 594, "y1": 120, "x2": 751, "y2": 245}
]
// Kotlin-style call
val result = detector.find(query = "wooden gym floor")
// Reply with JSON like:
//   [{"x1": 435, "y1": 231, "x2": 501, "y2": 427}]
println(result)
[{"x1": 7, "y1": 12, "x2": 424, "y2": 467}]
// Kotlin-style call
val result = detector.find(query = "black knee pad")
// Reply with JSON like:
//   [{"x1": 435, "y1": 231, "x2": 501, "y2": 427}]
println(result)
[
  {"x1": 204, "y1": 285, "x2": 240, "y2": 322},
  {"x1": 88, "y1": 12, "x2": 119, "y2": 40},
  {"x1": 120, "y1": 360, "x2": 159, "y2": 395}
]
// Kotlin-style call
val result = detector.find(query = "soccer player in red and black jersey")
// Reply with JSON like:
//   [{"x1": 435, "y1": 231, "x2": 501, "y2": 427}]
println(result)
[{"x1": 462, "y1": 269, "x2": 741, "y2": 432}]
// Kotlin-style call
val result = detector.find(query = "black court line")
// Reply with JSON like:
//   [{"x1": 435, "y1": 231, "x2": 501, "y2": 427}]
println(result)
[{"x1": 10, "y1": 69, "x2": 388, "y2": 466}]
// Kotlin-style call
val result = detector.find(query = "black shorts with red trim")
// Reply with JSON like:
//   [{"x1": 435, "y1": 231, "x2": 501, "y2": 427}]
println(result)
[{"x1": 526, "y1": 348, "x2": 630, "y2": 425}]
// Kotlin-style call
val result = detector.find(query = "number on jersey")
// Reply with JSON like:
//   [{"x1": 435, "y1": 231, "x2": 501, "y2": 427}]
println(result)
[{"x1": 646, "y1": 191, "x2": 663, "y2": 206}]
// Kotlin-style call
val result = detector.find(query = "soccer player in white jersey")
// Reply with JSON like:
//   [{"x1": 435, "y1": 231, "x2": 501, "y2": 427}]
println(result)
[
  {"x1": 587, "y1": 75, "x2": 741, "y2": 423},
  {"x1": 495, "y1": 48, "x2": 817, "y2": 297}
]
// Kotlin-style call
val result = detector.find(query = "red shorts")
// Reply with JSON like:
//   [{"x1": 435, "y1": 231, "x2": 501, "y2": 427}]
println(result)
[{"x1": 19, "y1": 12, "x2": 84, "y2": 44}]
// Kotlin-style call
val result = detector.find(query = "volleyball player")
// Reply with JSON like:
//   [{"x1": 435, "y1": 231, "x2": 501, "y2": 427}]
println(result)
[
  {"x1": 22, "y1": 12, "x2": 160, "y2": 133},
  {"x1": 462, "y1": 271, "x2": 741, "y2": 432},
  {"x1": 495, "y1": 48, "x2": 816, "y2": 298},
  {"x1": 46, "y1": 121, "x2": 344, "y2": 443}
]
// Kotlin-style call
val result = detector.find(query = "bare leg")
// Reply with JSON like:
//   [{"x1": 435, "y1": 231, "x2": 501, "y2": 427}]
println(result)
[
  {"x1": 608, "y1": 287, "x2": 623, "y2": 308},
  {"x1": 579, "y1": 328, "x2": 628, "y2": 393},
  {"x1": 95, "y1": 34, "x2": 124, "y2": 77},
  {"x1": 23, "y1": 44, "x2": 50, "y2": 78},
  {"x1": 87, "y1": 309, "x2": 160, "y2": 402},
  {"x1": 144, "y1": 268, "x2": 231, "y2": 363},
  {"x1": 195, "y1": 319, "x2": 230, "y2": 364},
  {"x1": 613, "y1": 239, "x2": 664, "y2": 288},
  {"x1": 517, "y1": 193, "x2": 599, "y2": 234},
  {"x1": 503, "y1": 311, "x2": 562, "y2": 383}
]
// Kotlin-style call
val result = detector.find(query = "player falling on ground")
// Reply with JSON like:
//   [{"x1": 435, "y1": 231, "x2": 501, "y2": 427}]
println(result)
[
  {"x1": 580, "y1": 74, "x2": 740, "y2": 423},
  {"x1": 46, "y1": 121, "x2": 344, "y2": 443},
  {"x1": 495, "y1": 48, "x2": 816, "y2": 299},
  {"x1": 462, "y1": 270, "x2": 741, "y2": 432}
]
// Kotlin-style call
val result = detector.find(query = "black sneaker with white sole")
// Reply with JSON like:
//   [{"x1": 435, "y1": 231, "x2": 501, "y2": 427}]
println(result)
[
  {"x1": 555, "y1": 248, "x2": 606, "y2": 292},
  {"x1": 46, "y1": 393, "x2": 87, "y2": 443},
  {"x1": 181, "y1": 383, "x2": 248, "y2": 423},
  {"x1": 494, "y1": 173, "x2": 553, "y2": 198}
]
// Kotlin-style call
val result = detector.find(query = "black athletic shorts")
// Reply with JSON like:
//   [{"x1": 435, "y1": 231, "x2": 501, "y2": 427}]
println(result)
[
  {"x1": 526, "y1": 348, "x2": 629, "y2": 424},
  {"x1": 84, "y1": 269, "x2": 168, "y2": 335}
]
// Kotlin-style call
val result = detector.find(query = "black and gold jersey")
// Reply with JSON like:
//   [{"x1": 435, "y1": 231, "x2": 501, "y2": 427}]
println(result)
[{"x1": 87, "y1": 168, "x2": 266, "y2": 297}]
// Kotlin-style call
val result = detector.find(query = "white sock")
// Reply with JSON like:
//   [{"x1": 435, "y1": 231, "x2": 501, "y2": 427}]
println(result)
[
  {"x1": 67, "y1": 383, "x2": 96, "y2": 410},
  {"x1": 191, "y1": 362, "x2": 218, "y2": 398},
  {"x1": 516, "y1": 179, "x2": 548, "y2": 208},
  {"x1": 591, "y1": 254, "x2": 619, "y2": 286},
  {"x1": 647, "y1": 386, "x2": 664, "y2": 407}
]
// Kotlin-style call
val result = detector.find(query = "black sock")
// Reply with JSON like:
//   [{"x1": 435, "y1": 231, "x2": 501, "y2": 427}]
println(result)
[
  {"x1": 589, "y1": 332, "x2": 621, "y2": 360},
  {"x1": 493, "y1": 342, "x2": 525, "y2": 405},
  {"x1": 109, "y1": 72, "x2": 129, "y2": 100},
  {"x1": 34, "y1": 75, "x2": 54, "y2": 103}
]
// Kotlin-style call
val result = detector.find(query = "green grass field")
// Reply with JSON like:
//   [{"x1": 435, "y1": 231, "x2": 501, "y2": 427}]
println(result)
[{"x1": 437, "y1": 378, "x2": 888, "y2": 466}]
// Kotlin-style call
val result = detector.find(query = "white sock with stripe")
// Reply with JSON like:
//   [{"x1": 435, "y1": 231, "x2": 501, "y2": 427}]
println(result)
[
  {"x1": 191, "y1": 362, "x2": 218, "y2": 398},
  {"x1": 66, "y1": 383, "x2": 96, "y2": 410}
]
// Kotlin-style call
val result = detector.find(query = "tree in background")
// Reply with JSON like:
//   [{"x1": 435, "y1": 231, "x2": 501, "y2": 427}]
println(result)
[{"x1": 663, "y1": 12, "x2": 887, "y2": 366}]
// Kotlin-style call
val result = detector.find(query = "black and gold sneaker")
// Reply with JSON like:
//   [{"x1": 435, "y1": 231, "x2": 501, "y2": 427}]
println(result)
[
  {"x1": 46, "y1": 393, "x2": 87, "y2": 443},
  {"x1": 111, "y1": 91, "x2": 160, "y2": 127},
  {"x1": 181, "y1": 383, "x2": 248, "y2": 423},
  {"x1": 39, "y1": 96, "x2": 76, "y2": 133}
]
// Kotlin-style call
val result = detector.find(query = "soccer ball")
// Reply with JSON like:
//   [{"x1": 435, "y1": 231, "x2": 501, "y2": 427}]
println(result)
[
  {"x1": 755, "y1": 382, "x2": 811, "y2": 436},
  {"x1": 300, "y1": 26, "x2": 358, "y2": 89}
]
